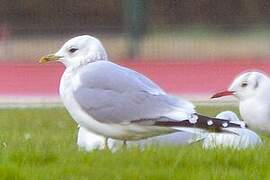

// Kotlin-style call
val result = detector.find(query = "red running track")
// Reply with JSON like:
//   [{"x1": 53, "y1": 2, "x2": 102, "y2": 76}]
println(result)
[{"x1": 1, "y1": 61, "x2": 270, "y2": 96}]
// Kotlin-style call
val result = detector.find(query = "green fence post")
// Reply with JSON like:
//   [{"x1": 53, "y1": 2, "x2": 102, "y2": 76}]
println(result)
[{"x1": 123, "y1": 0, "x2": 148, "y2": 60}]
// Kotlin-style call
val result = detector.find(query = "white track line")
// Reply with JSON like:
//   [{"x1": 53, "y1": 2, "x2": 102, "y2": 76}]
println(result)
[{"x1": 0, "y1": 94, "x2": 237, "y2": 109}]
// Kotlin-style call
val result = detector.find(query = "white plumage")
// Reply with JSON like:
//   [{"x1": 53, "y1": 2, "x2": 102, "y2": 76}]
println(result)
[
  {"x1": 212, "y1": 71, "x2": 270, "y2": 134},
  {"x1": 77, "y1": 111, "x2": 261, "y2": 151},
  {"x1": 202, "y1": 111, "x2": 262, "y2": 149},
  {"x1": 40, "y1": 35, "x2": 246, "y2": 144},
  {"x1": 77, "y1": 126, "x2": 195, "y2": 152}
]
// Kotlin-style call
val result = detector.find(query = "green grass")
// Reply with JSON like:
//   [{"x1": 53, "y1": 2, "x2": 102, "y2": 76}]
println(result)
[{"x1": 0, "y1": 106, "x2": 270, "y2": 180}]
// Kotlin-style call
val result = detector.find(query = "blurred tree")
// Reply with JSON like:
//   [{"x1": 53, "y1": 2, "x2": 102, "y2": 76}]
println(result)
[
  {"x1": 123, "y1": 0, "x2": 148, "y2": 59},
  {"x1": 1, "y1": 0, "x2": 270, "y2": 35}
]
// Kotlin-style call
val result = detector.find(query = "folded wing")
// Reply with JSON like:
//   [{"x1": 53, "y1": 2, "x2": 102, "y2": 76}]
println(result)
[{"x1": 73, "y1": 61, "x2": 195, "y2": 124}]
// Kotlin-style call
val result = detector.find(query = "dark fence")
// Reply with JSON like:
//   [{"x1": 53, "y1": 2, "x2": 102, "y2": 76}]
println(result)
[{"x1": 1, "y1": 0, "x2": 270, "y2": 61}]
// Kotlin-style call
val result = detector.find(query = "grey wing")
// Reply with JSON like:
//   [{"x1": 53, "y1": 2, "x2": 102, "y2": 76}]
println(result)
[{"x1": 73, "y1": 61, "x2": 195, "y2": 124}]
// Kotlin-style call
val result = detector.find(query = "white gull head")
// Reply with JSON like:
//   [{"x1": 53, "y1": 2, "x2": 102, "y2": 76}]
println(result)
[
  {"x1": 228, "y1": 71, "x2": 269, "y2": 101},
  {"x1": 40, "y1": 35, "x2": 108, "y2": 68},
  {"x1": 212, "y1": 71, "x2": 270, "y2": 101},
  {"x1": 211, "y1": 71, "x2": 270, "y2": 133}
]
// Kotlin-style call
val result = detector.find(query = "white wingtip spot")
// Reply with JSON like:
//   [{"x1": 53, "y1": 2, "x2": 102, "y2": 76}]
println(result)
[
  {"x1": 240, "y1": 121, "x2": 246, "y2": 128},
  {"x1": 189, "y1": 114, "x2": 198, "y2": 124},
  {"x1": 222, "y1": 122, "x2": 228, "y2": 127},
  {"x1": 207, "y1": 120, "x2": 213, "y2": 126}
]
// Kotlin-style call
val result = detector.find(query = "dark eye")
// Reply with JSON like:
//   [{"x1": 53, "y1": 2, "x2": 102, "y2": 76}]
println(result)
[
  {"x1": 241, "y1": 82, "x2": 248, "y2": 88},
  {"x1": 69, "y1": 48, "x2": 78, "y2": 53}
]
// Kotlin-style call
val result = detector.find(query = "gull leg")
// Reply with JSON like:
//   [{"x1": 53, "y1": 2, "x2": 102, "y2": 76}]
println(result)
[
  {"x1": 105, "y1": 137, "x2": 108, "y2": 150},
  {"x1": 123, "y1": 140, "x2": 127, "y2": 149}
]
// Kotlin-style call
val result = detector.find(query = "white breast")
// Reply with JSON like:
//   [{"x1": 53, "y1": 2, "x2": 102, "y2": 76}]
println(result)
[{"x1": 240, "y1": 99, "x2": 270, "y2": 132}]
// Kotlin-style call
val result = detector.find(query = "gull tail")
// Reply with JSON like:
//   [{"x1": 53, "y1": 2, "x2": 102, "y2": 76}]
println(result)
[{"x1": 153, "y1": 113, "x2": 246, "y2": 134}]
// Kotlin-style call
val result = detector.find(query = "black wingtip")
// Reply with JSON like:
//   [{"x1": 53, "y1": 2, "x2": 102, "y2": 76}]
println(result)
[
  {"x1": 194, "y1": 113, "x2": 246, "y2": 132},
  {"x1": 153, "y1": 113, "x2": 246, "y2": 133},
  {"x1": 131, "y1": 113, "x2": 247, "y2": 134}
]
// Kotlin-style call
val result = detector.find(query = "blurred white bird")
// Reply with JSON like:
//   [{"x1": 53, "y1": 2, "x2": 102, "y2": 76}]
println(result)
[
  {"x1": 212, "y1": 71, "x2": 270, "y2": 134},
  {"x1": 77, "y1": 126, "x2": 106, "y2": 151},
  {"x1": 77, "y1": 126, "x2": 195, "y2": 152},
  {"x1": 202, "y1": 111, "x2": 262, "y2": 149},
  {"x1": 77, "y1": 111, "x2": 260, "y2": 151},
  {"x1": 40, "y1": 35, "x2": 245, "y2": 145}
]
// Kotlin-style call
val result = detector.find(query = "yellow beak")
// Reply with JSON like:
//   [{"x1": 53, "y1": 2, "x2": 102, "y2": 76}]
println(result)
[{"x1": 39, "y1": 54, "x2": 62, "y2": 64}]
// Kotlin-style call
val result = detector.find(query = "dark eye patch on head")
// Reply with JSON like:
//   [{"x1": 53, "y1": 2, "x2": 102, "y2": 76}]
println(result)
[{"x1": 254, "y1": 76, "x2": 262, "y2": 89}]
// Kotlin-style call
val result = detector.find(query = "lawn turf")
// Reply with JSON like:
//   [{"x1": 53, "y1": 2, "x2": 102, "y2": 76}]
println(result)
[{"x1": 0, "y1": 105, "x2": 270, "y2": 180}]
